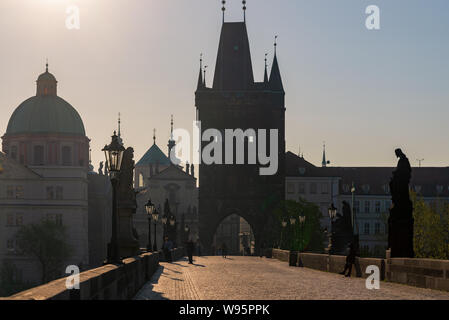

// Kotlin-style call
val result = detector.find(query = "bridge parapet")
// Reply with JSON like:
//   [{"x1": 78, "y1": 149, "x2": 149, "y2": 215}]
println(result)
[{"x1": 3, "y1": 252, "x2": 159, "y2": 300}]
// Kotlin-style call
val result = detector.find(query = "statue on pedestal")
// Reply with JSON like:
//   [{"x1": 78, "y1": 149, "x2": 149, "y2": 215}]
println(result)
[
  {"x1": 388, "y1": 148, "x2": 414, "y2": 258},
  {"x1": 331, "y1": 201, "x2": 354, "y2": 255}
]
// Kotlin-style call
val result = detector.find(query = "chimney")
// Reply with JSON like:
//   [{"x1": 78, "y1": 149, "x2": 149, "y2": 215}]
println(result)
[
  {"x1": 191, "y1": 164, "x2": 195, "y2": 177},
  {"x1": 186, "y1": 163, "x2": 190, "y2": 175}
]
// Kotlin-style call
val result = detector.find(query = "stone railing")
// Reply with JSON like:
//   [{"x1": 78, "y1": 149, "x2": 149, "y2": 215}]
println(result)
[
  {"x1": 159, "y1": 247, "x2": 185, "y2": 262},
  {"x1": 271, "y1": 249, "x2": 449, "y2": 291},
  {"x1": 4, "y1": 252, "x2": 159, "y2": 300}
]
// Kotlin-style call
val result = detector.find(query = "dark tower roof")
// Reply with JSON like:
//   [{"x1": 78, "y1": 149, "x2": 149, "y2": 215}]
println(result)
[
  {"x1": 197, "y1": 55, "x2": 204, "y2": 90},
  {"x1": 212, "y1": 22, "x2": 254, "y2": 91},
  {"x1": 269, "y1": 53, "x2": 284, "y2": 92}
]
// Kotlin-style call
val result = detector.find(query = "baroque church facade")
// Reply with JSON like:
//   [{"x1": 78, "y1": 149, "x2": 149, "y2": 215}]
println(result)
[{"x1": 0, "y1": 65, "x2": 112, "y2": 286}]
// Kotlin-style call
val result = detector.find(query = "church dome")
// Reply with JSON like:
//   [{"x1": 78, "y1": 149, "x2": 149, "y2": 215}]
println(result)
[
  {"x1": 5, "y1": 64, "x2": 86, "y2": 136},
  {"x1": 6, "y1": 95, "x2": 86, "y2": 136}
]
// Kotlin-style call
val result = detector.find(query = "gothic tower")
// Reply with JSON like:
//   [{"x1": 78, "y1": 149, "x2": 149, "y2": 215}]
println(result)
[{"x1": 195, "y1": 6, "x2": 286, "y2": 254}]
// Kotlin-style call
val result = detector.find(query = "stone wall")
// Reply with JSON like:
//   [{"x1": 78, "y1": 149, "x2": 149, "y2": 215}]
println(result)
[
  {"x1": 386, "y1": 257, "x2": 449, "y2": 291},
  {"x1": 3, "y1": 252, "x2": 159, "y2": 300},
  {"x1": 272, "y1": 249, "x2": 289, "y2": 262}
]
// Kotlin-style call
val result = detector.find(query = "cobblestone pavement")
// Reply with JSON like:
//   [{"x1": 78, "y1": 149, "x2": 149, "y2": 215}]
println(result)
[{"x1": 134, "y1": 256, "x2": 449, "y2": 300}]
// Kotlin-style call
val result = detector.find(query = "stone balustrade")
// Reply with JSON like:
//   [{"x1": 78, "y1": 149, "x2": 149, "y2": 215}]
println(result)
[{"x1": 3, "y1": 252, "x2": 159, "y2": 300}]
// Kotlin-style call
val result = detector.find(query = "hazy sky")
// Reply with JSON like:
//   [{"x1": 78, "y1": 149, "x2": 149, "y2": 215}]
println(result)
[{"x1": 1, "y1": 0, "x2": 448, "y2": 169}]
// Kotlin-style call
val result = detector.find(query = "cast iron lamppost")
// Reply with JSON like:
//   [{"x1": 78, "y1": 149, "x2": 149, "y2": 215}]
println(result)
[
  {"x1": 328, "y1": 203, "x2": 338, "y2": 254},
  {"x1": 145, "y1": 199, "x2": 156, "y2": 252},
  {"x1": 169, "y1": 215, "x2": 176, "y2": 247},
  {"x1": 161, "y1": 214, "x2": 168, "y2": 239},
  {"x1": 103, "y1": 131, "x2": 125, "y2": 264},
  {"x1": 185, "y1": 225, "x2": 190, "y2": 242},
  {"x1": 280, "y1": 220, "x2": 287, "y2": 249},
  {"x1": 290, "y1": 217, "x2": 297, "y2": 250},
  {"x1": 152, "y1": 209, "x2": 160, "y2": 252},
  {"x1": 298, "y1": 215, "x2": 306, "y2": 251}
]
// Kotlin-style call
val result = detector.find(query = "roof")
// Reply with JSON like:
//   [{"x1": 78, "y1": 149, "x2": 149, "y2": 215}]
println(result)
[
  {"x1": 149, "y1": 164, "x2": 196, "y2": 182},
  {"x1": 286, "y1": 151, "x2": 449, "y2": 197},
  {"x1": 5, "y1": 95, "x2": 86, "y2": 136},
  {"x1": 212, "y1": 22, "x2": 254, "y2": 91},
  {"x1": 136, "y1": 143, "x2": 171, "y2": 167}
]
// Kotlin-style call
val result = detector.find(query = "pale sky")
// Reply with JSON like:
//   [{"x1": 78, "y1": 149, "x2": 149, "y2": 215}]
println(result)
[{"x1": 1, "y1": 0, "x2": 448, "y2": 169}]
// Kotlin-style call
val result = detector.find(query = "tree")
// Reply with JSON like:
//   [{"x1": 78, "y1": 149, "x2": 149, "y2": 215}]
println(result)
[
  {"x1": 274, "y1": 198, "x2": 324, "y2": 252},
  {"x1": 0, "y1": 260, "x2": 33, "y2": 297},
  {"x1": 16, "y1": 219, "x2": 72, "y2": 284},
  {"x1": 412, "y1": 192, "x2": 449, "y2": 259}
]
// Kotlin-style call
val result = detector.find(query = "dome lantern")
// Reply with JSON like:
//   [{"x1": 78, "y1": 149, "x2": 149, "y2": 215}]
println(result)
[{"x1": 36, "y1": 62, "x2": 57, "y2": 96}]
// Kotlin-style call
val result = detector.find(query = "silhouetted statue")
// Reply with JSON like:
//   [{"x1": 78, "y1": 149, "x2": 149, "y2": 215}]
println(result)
[
  {"x1": 330, "y1": 201, "x2": 354, "y2": 254},
  {"x1": 99, "y1": 161, "x2": 104, "y2": 175},
  {"x1": 388, "y1": 148, "x2": 414, "y2": 258}
]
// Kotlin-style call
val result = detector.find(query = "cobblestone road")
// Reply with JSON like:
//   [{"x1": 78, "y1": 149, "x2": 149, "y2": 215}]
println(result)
[{"x1": 134, "y1": 256, "x2": 449, "y2": 300}]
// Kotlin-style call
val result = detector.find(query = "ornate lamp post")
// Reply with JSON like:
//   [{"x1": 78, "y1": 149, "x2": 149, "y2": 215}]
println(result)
[
  {"x1": 102, "y1": 131, "x2": 125, "y2": 264},
  {"x1": 280, "y1": 220, "x2": 287, "y2": 249},
  {"x1": 169, "y1": 215, "x2": 176, "y2": 247},
  {"x1": 161, "y1": 214, "x2": 168, "y2": 239},
  {"x1": 290, "y1": 217, "x2": 297, "y2": 250},
  {"x1": 185, "y1": 225, "x2": 190, "y2": 241},
  {"x1": 152, "y1": 209, "x2": 160, "y2": 252},
  {"x1": 145, "y1": 199, "x2": 156, "y2": 252},
  {"x1": 298, "y1": 215, "x2": 306, "y2": 251},
  {"x1": 327, "y1": 203, "x2": 338, "y2": 253}
]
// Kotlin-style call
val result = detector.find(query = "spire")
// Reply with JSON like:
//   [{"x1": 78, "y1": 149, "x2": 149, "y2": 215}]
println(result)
[
  {"x1": 222, "y1": 1, "x2": 226, "y2": 23},
  {"x1": 264, "y1": 53, "x2": 269, "y2": 84},
  {"x1": 203, "y1": 65, "x2": 208, "y2": 87},
  {"x1": 46, "y1": 58, "x2": 49, "y2": 73},
  {"x1": 37, "y1": 60, "x2": 57, "y2": 96},
  {"x1": 269, "y1": 35, "x2": 284, "y2": 92},
  {"x1": 117, "y1": 112, "x2": 124, "y2": 146},
  {"x1": 322, "y1": 142, "x2": 328, "y2": 167},
  {"x1": 197, "y1": 53, "x2": 204, "y2": 90},
  {"x1": 153, "y1": 129, "x2": 156, "y2": 145},
  {"x1": 243, "y1": 0, "x2": 247, "y2": 23},
  {"x1": 168, "y1": 115, "x2": 177, "y2": 165}
]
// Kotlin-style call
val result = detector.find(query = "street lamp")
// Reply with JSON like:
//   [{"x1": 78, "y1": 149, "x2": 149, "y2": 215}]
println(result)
[
  {"x1": 298, "y1": 215, "x2": 306, "y2": 251},
  {"x1": 169, "y1": 215, "x2": 176, "y2": 247},
  {"x1": 327, "y1": 203, "x2": 338, "y2": 254},
  {"x1": 145, "y1": 199, "x2": 156, "y2": 252},
  {"x1": 185, "y1": 225, "x2": 190, "y2": 241},
  {"x1": 161, "y1": 214, "x2": 168, "y2": 238},
  {"x1": 152, "y1": 209, "x2": 160, "y2": 252},
  {"x1": 290, "y1": 217, "x2": 297, "y2": 250},
  {"x1": 280, "y1": 220, "x2": 287, "y2": 249},
  {"x1": 103, "y1": 131, "x2": 125, "y2": 264}
]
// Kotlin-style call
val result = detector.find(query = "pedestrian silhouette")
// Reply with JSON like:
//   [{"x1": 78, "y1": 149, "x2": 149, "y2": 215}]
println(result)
[
  {"x1": 186, "y1": 238, "x2": 195, "y2": 264},
  {"x1": 162, "y1": 236, "x2": 173, "y2": 263},
  {"x1": 340, "y1": 242, "x2": 356, "y2": 277},
  {"x1": 221, "y1": 242, "x2": 228, "y2": 259}
]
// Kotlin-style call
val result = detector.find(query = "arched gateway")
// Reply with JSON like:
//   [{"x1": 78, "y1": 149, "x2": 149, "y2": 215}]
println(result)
[{"x1": 195, "y1": 10, "x2": 286, "y2": 255}]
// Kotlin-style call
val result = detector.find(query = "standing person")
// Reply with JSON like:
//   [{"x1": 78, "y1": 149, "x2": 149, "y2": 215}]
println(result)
[
  {"x1": 197, "y1": 238, "x2": 202, "y2": 257},
  {"x1": 186, "y1": 238, "x2": 195, "y2": 264},
  {"x1": 339, "y1": 243, "x2": 356, "y2": 277},
  {"x1": 162, "y1": 236, "x2": 173, "y2": 263},
  {"x1": 221, "y1": 242, "x2": 227, "y2": 259}
]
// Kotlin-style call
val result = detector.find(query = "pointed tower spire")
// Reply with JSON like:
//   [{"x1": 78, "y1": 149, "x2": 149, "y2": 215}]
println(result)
[
  {"x1": 46, "y1": 58, "x2": 49, "y2": 73},
  {"x1": 222, "y1": 1, "x2": 226, "y2": 23},
  {"x1": 322, "y1": 142, "x2": 327, "y2": 167},
  {"x1": 243, "y1": 1, "x2": 247, "y2": 23},
  {"x1": 153, "y1": 129, "x2": 156, "y2": 145},
  {"x1": 117, "y1": 112, "x2": 124, "y2": 146},
  {"x1": 168, "y1": 115, "x2": 177, "y2": 165},
  {"x1": 264, "y1": 53, "x2": 269, "y2": 84},
  {"x1": 269, "y1": 35, "x2": 284, "y2": 92},
  {"x1": 203, "y1": 65, "x2": 208, "y2": 87},
  {"x1": 197, "y1": 53, "x2": 204, "y2": 90}
]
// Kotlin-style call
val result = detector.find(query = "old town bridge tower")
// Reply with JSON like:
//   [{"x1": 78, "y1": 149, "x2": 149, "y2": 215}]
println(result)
[{"x1": 195, "y1": 7, "x2": 286, "y2": 254}]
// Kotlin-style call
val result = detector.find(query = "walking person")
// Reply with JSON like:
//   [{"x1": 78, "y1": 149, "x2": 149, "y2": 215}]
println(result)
[
  {"x1": 339, "y1": 242, "x2": 356, "y2": 277},
  {"x1": 186, "y1": 237, "x2": 195, "y2": 264},
  {"x1": 162, "y1": 236, "x2": 173, "y2": 263},
  {"x1": 221, "y1": 242, "x2": 228, "y2": 259}
]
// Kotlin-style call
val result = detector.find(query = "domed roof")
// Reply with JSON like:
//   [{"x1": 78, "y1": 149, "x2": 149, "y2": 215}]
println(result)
[
  {"x1": 6, "y1": 95, "x2": 86, "y2": 136},
  {"x1": 5, "y1": 64, "x2": 86, "y2": 137}
]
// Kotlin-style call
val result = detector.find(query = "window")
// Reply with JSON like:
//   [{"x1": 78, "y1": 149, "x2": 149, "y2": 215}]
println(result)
[
  {"x1": 10, "y1": 146, "x2": 17, "y2": 160},
  {"x1": 6, "y1": 214, "x2": 14, "y2": 226},
  {"x1": 47, "y1": 187, "x2": 54, "y2": 200},
  {"x1": 415, "y1": 185, "x2": 422, "y2": 193},
  {"x1": 354, "y1": 201, "x2": 360, "y2": 214},
  {"x1": 6, "y1": 186, "x2": 14, "y2": 199},
  {"x1": 298, "y1": 183, "x2": 306, "y2": 194},
  {"x1": 138, "y1": 173, "x2": 145, "y2": 188},
  {"x1": 362, "y1": 184, "x2": 370, "y2": 194},
  {"x1": 364, "y1": 201, "x2": 370, "y2": 213},
  {"x1": 342, "y1": 184, "x2": 350, "y2": 193},
  {"x1": 56, "y1": 186, "x2": 63, "y2": 200},
  {"x1": 62, "y1": 146, "x2": 72, "y2": 166},
  {"x1": 385, "y1": 200, "x2": 392, "y2": 210},
  {"x1": 46, "y1": 214, "x2": 63, "y2": 226},
  {"x1": 7, "y1": 239, "x2": 15, "y2": 251},
  {"x1": 437, "y1": 185, "x2": 444, "y2": 194},
  {"x1": 16, "y1": 214, "x2": 23, "y2": 226},
  {"x1": 375, "y1": 201, "x2": 381, "y2": 213},
  {"x1": 321, "y1": 183, "x2": 328, "y2": 194},
  {"x1": 15, "y1": 186, "x2": 24, "y2": 199},
  {"x1": 287, "y1": 182, "x2": 295, "y2": 194},
  {"x1": 375, "y1": 223, "x2": 381, "y2": 235},
  {"x1": 364, "y1": 223, "x2": 370, "y2": 235},
  {"x1": 33, "y1": 145, "x2": 44, "y2": 166},
  {"x1": 310, "y1": 183, "x2": 317, "y2": 194}
]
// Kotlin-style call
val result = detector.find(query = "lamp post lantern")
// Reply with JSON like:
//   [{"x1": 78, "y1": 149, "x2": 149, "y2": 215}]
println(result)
[
  {"x1": 161, "y1": 214, "x2": 168, "y2": 239},
  {"x1": 152, "y1": 210, "x2": 160, "y2": 252},
  {"x1": 280, "y1": 220, "x2": 287, "y2": 249},
  {"x1": 327, "y1": 203, "x2": 338, "y2": 254},
  {"x1": 169, "y1": 215, "x2": 176, "y2": 246},
  {"x1": 145, "y1": 199, "x2": 156, "y2": 252},
  {"x1": 103, "y1": 131, "x2": 125, "y2": 264},
  {"x1": 298, "y1": 215, "x2": 306, "y2": 251}
]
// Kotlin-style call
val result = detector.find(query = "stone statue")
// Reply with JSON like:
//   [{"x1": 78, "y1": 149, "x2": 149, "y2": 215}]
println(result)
[
  {"x1": 99, "y1": 161, "x2": 104, "y2": 175},
  {"x1": 388, "y1": 148, "x2": 414, "y2": 258},
  {"x1": 118, "y1": 147, "x2": 137, "y2": 204}
]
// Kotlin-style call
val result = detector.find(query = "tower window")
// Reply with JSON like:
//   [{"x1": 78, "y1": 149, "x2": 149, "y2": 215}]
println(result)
[
  {"x1": 62, "y1": 146, "x2": 72, "y2": 166},
  {"x1": 10, "y1": 146, "x2": 17, "y2": 160},
  {"x1": 33, "y1": 145, "x2": 44, "y2": 166}
]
